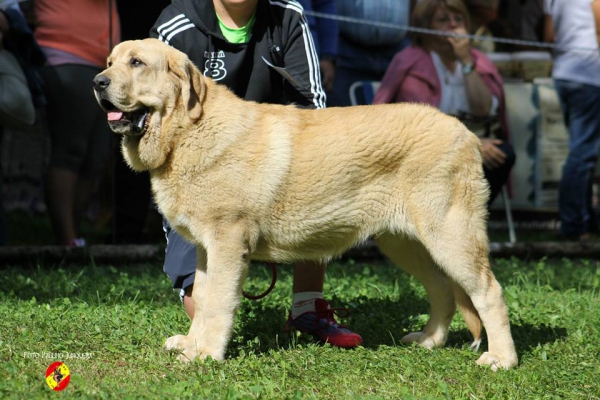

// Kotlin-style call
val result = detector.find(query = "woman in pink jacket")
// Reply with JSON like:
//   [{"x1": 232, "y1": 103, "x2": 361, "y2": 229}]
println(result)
[{"x1": 374, "y1": 0, "x2": 514, "y2": 207}]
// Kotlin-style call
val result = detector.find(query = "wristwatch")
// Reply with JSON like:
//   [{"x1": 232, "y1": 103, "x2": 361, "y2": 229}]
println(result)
[{"x1": 461, "y1": 62, "x2": 475, "y2": 75}]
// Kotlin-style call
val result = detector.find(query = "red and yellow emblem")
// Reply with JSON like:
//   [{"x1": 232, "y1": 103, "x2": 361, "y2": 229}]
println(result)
[{"x1": 45, "y1": 361, "x2": 70, "y2": 391}]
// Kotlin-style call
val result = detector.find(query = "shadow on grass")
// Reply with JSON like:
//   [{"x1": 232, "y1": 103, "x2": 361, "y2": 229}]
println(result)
[
  {"x1": 446, "y1": 322, "x2": 568, "y2": 361},
  {"x1": 230, "y1": 295, "x2": 568, "y2": 362},
  {"x1": 511, "y1": 323, "x2": 568, "y2": 354}
]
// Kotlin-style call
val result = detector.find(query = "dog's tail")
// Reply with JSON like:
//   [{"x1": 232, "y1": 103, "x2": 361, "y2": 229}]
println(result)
[{"x1": 450, "y1": 281, "x2": 483, "y2": 351}]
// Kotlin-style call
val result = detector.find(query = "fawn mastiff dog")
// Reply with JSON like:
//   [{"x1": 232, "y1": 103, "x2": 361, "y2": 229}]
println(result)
[{"x1": 93, "y1": 38, "x2": 517, "y2": 370}]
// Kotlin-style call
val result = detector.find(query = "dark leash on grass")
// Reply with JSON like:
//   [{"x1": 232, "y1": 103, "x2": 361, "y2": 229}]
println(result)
[{"x1": 242, "y1": 262, "x2": 278, "y2": 300}]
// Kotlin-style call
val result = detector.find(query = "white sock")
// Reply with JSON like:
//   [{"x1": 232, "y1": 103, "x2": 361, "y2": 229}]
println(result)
[{"x1": 291, "y1": 291, "x2": 323, "y2": 319}]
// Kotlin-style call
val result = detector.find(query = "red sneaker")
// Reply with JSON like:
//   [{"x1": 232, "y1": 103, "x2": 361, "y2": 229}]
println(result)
[
  {"x1": 286, "y1": 298, "x2": 363, "y2": 348},
  {"x1": 67, "y1": 238, "x2": 86, "y2": 247}
]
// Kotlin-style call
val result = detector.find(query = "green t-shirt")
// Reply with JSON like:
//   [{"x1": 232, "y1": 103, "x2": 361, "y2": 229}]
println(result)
[{"x1": 217, "y1": 11, "x2": 256, "y2": 43}]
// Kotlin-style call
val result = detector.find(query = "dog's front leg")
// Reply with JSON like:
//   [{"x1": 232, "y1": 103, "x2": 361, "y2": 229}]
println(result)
[
  {"x1": 166, "y1": 226, "x2": 250, "y2": 362},
  {"x1": 165, "y1": 245, "x2": 208, "y2": 360}
]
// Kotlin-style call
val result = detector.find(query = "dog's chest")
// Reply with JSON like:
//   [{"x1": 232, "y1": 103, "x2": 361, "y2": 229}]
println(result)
[{"x1": 150, "y1": 174, "x2": 203, "y2": 225}]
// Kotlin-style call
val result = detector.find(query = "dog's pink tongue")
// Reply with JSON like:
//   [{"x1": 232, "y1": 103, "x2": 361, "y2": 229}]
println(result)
[{"x1": 107, "y1": 111, "x2": 123, "y2": 121}]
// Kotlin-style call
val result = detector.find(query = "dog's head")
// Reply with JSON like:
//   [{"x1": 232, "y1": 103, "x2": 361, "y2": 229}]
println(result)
[{"x1": 93, "y1": 38, "x2": 205, "y2": 170}]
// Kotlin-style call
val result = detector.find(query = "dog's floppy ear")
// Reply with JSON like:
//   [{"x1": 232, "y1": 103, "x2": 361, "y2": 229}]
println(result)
[{"x1": 168, "y1": 53, "x2": 205, "y2": 122}]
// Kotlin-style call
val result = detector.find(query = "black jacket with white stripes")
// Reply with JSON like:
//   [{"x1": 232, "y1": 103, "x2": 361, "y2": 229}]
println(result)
[{"x1": 150, "y1": 0, "x2": 326, "y2": 109}]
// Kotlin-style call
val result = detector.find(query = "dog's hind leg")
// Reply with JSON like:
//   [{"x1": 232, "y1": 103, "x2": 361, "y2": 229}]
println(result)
[
  {"x1": 376, "y1": 233, "x2": 456, "y2": 350},
  {"x1": 418, "y1": 207, "x2": 518, "y2": 370}
]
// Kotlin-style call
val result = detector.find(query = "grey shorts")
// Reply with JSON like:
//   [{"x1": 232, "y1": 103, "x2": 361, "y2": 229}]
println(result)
[{"x1": 163, "y1": 219, "x2": 197, "y2": 300}]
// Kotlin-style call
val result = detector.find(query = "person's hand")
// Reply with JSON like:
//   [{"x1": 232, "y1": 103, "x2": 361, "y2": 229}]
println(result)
[
  {"x1": 447, "y1": 27, "x2": 472, "y2": 65},
  {"x1": 480, "y1": 138, "x2": 506, "y2": 170},
  {"x1": 319, "y1": 59, "x2": 335, "y2": 93},
  {"x1": 0, "y1": 11, "x2": 9, "y2": 50}
]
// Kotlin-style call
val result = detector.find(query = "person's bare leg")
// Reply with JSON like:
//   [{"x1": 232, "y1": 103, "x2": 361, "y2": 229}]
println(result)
[
  {"x1": 292, "y1": 260, "x2": 325, "y2": 315},
  {"x1": 44, "y1": 167, "x2": 78, "y2": 245},
  {"x1": 74, "y1": 177, "x2": 94, "y2": 236},
  {"x1": 183, "y1": 286, "x2": 195, "y2": 319},
  {"x1": 293, "y1": 260, "x2": 325, "y2": 293}
]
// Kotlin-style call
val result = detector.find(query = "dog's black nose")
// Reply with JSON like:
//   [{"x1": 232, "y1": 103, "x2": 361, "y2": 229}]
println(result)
[{"x1": 93, "y1": 75, "x2": 111, "y2": 92}]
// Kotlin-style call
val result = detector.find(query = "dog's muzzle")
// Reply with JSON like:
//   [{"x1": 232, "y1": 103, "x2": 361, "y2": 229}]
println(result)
[{"x1": 93, "y1": 74, "x2": 149, "y2": 137}]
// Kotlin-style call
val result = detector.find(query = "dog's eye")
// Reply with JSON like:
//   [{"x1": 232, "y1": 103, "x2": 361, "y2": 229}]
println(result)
[{"x1": 130, "y1": 58, "x2": 145, "y2": 67}]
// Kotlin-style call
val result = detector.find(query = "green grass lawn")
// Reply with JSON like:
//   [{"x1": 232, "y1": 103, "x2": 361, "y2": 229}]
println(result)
[{"x1": 1, "y1": 257, "x2": 599, "y2": 399}]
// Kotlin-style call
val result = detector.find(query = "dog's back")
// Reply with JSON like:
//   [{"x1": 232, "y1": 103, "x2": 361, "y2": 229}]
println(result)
[{"x1": 250, "y1": 102, "x2": 487, "y2": 263}]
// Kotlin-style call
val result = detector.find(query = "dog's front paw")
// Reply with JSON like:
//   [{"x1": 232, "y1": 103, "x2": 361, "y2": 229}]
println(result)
[
  {"x1": 476, "y1": 351, "x2": 518, "y2": 371},
  {"x1": 400, "y1": 332, "x2": 443, "y2": 349},
  {"x1": 164, "y1": 334, "x2": 199, "y2": 363},
  {"x1": 164, "y1": 334, "x2": 223, "y2": 363},
  {"x1": 165, "y1": 334, "x2": 191, "y2": 351}
]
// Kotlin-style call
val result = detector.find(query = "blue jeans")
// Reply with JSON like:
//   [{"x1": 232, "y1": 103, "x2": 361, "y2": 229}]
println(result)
[{"x1": 554, "y1": 79, "x2": 600, "y2": 237}]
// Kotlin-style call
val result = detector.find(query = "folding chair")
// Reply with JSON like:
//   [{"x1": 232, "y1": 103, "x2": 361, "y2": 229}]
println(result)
[
  {"x1": 348, "y1": 81, "x2": 381, "y2": 106},
  {"x1": 348, "y1": 81, "x2": 517, "y2": 243}
]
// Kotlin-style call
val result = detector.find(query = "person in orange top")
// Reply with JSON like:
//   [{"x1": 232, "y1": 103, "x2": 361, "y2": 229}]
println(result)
[{"x1": 34, "y1": 0, "x2": 120, "y2": 246}]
